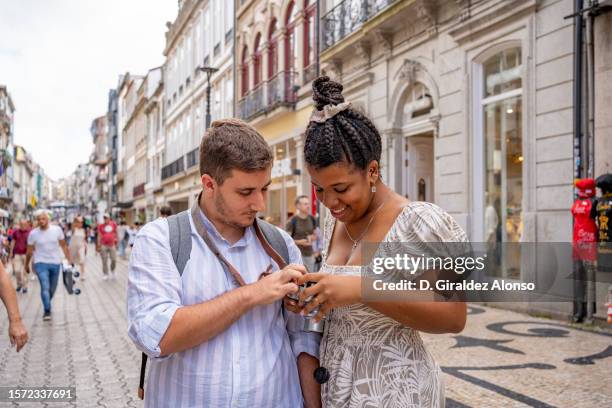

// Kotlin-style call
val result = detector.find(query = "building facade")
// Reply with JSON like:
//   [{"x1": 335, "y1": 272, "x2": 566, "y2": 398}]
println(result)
[
  {"x1": 89, "y1": 115, "x2": 110, "y2": 219},
  {"x1": 316, "y1": 0, "x2": 612, "y2": 318},
  {"x1": 106, "y1": 88, "x2": 119, "y2": 211},
  {"x1": 143, "y1": 67, "x2": 165, "y2": 220},
  {"x1": 236, "y1": 0, "x2": 319, "y2": 226},
  {"x1": 161, "y1": 0, "x2": 235, "y2": 214},
  {"x1": 117, "y1": 73, "x2": 144, "y2": 224},
  {"x1": 0, "y1": 86, "x2": 15, "y2": 214}
]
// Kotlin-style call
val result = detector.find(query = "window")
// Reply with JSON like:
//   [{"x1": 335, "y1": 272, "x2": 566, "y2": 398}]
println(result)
[
  {"x1": 225, "y1": 76, "x2": 233, "y2": 117},
  {"x1": 225, "y1": 0, "x2": 234, "y2": 38},
  {"x1": 268, "y1": 18, "x2": 278, "y2": 79},
  {"x1": 304, "y1": 0, "x2": 316, "y2": 69},
  {"x1": 213, "y1": 87, "x2": 221, "y2": 121},
  {"x1": 202, "y1": 8, "x2": 210, "y2": 62},
  {"x1": 212, "y1": 0, "x2": 220, "y2": 49},
  {"x1": 241, "y1": 45, "x2": 249, "y2": 97},
  {"x1": 285, "y1": 1, "x2": 299, "y2": 72},
  {"x1": 476, "y1": 46, "x2": 523, "y2": 278},
  {"x1": 253, "y1": 33, "x2": 262, "y2": 87}
]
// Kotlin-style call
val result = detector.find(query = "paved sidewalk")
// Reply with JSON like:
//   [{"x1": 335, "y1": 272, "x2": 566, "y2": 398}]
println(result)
[
  {"x1": 0, "y1": 248, "x2": 140, "y2": 408},
  {"x1": 0, "y1": 248, "x2": 610, "y2": 407}
]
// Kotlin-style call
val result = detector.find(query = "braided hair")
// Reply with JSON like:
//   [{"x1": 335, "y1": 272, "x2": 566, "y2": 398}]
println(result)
[{"x1": 304, "y1": 76, "x2": 382, "y2": 171}]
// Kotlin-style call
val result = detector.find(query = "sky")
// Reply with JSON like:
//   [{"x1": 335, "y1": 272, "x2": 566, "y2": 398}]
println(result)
[{"x1": 0, "y1": 0, "x2": 178, "y2": 180}]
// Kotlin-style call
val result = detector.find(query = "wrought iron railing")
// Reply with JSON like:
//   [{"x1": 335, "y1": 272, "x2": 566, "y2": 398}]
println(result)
[
  {"x1": 161, "y1": 156, "x2": 185, "y2": 180},
  {"x1": 238, "y1": 95, "x2": 251, "y2": 120},
  {"x1": 185, "y1": 147, "x2": 199, "y2": 169},
  {"x1": 267, "y1": 71, "x2": 298, "y2": 107},
  {"x1": 250, "y1": 83, "x2": 266, "y2": 117},
  {"x1": 322, "y1": 0, "x2": 399, "y2": 50},
  {"x1": 303, "y1": 63, "x2": 318, "y2": 86}
]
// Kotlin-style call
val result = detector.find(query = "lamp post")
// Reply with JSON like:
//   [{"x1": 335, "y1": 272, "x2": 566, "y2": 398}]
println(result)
[{"x1": 196, "y1": 65, "x2": 219, "y2": 129}]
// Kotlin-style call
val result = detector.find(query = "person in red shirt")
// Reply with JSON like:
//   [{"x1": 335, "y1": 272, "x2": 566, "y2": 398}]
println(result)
[
  {"x1": 96, "y1": 213, "x2": 118, "y2": 280},
  {"x1": 10, "y1": 220, "x2": 31, "y2": 293}
]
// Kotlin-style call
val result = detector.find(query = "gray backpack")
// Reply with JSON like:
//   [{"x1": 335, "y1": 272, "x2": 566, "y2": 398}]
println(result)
[{"x1": 138, "y1": 210, "x2": 291, "y2": 399}]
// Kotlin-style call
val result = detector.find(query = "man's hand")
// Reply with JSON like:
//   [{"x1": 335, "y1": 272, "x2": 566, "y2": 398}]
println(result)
[
  {"x1": 8, "y1": 319, "x2": 28, "y2": 352},
  {"x1": 24, "y1": 263, "x2": 30, "y2": 274},
  {"x1": 295, "y1": 239, "x2": 312, "y2": 247},
  {"x1": 95, "y1": 246, "x2": 100, "y2": 253},
  {"x1": 247, "y1": 264, "x2": 305, "y2": 306}
]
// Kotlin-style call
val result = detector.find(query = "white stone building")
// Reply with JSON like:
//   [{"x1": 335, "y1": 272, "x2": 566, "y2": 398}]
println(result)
[
  {"x1": 317, "y1": 0, "x2": 612, "y2": 318},
  {"x1": 162, "y1": 0, "x2": 235, "y2": 213}
]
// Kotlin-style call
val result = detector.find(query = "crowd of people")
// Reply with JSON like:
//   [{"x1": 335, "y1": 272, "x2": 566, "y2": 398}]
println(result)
[{"x1": 0, "y1": 205, "x2": 174, "y2": 356}]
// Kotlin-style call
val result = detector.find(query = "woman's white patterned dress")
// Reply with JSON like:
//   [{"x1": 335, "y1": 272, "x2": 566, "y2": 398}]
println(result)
[{"x1": 319, "y1": 202, "x2": 468, "y2": 408}]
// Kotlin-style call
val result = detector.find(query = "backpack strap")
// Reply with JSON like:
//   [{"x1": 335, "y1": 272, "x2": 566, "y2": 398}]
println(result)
[
  {"x1": 254, "y1": 218, "x2": 290, "y2": 268},
  {"x1": 139, "y1": 210, "x2": 193, "y2": 400},
  {"x1": 167, "y1": 210, "x2": 192, "y2": 276}
]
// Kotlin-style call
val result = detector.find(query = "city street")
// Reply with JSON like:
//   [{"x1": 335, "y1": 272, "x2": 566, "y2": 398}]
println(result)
[{"x1": 1, "y1": 249, "x2": 611, "y2": 407}]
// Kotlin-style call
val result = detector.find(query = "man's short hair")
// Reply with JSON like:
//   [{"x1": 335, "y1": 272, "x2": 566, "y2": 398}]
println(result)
[
  {"x1": 34, "y1": 209, "x2": 50, "y2": 218},
  {"x1": 160, "y1": 206, "x2": 172, "y2": 217},
  {"x1": 295, "y1": 195, "x2": 309, "y2": 206},
  {"x1": 199, "y1": 118, "x2": 273, "y2": 184}
]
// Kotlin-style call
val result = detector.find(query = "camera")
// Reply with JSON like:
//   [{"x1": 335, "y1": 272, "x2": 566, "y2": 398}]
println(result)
[{"x1": 287, "y1": 281, "x2": 325, "y2": 333}]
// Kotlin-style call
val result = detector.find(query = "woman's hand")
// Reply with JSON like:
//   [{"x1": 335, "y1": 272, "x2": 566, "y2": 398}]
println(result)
[{"x1": 298, "y1": 273, "x2": 361, "y2": 322}]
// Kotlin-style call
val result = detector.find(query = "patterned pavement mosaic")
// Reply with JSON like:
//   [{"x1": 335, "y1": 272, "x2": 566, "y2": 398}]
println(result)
[{"x1": 0, "y1": 247, "x2": 610, "y2": 407}]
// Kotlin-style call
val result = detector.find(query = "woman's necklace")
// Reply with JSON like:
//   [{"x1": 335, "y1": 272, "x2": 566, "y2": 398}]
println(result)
[{"x1": 344, "y1": 199, "x2": 387, "y2": 253}]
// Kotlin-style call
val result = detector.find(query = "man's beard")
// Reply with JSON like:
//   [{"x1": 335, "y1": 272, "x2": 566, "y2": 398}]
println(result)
[{"x1": 213, "y1": 191, "x2": 254, "y2": 229}]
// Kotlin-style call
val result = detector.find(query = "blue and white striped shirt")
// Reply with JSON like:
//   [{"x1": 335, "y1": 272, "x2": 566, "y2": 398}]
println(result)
[{"x1": 127, "y1": 209, "x2": 320, "y2": 408}]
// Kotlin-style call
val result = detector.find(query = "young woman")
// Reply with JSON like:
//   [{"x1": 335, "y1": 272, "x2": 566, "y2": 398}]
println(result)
[
  {"x1": 287, "y1": 76, "x2": 468, "y2": 407},
  {"x1": 69, "y1": 217, "x2": 88, "y2": 280}
]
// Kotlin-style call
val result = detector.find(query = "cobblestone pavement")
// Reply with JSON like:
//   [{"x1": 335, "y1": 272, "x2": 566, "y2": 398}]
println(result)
[{"x1": 0, "y1": 248, "x2": 610, "y2": 407}]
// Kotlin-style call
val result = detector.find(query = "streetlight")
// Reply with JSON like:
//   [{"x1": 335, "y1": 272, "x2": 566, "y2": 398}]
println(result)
[{"x1": 196, "y1": 65, "x2": 219, "y2": 129}]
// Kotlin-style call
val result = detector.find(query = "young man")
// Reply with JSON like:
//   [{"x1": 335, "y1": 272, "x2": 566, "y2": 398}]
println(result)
[
  {"x1": 286, "y1": 195, "x2": 318, "y2": 272},
  {"x1": 96, "y1": 214, "x2": 118, "y2": 280},
  {"x1": 25, "y1": 210, "x2": 72, "y2": 321},
  {"x1": 127, "y1": 119, "x2": 320, "y2": 407},
  {"x1": 10, "y1": 219, "x2": 31, "y2": 293}
]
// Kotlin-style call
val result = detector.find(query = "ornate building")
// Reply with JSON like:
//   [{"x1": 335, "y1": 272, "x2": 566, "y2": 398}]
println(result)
[
  {"x1": 0, "y1": 85, "x2": 15, "y2": 213},
  {"x1": 161, "y1": 0, "x2": 235, "y2": 214},
  {"x1": 236, "y1": 0, "x2": 319, "y2": 226}
]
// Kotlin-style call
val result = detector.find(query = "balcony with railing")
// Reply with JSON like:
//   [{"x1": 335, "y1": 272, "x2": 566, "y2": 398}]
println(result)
[
  {"x1": 267, "y1": 71, "x2": 298, "y2": 109},
  {"x1": 238, "y1": 71, "x2": 298, "y2": 121},
  {"x1": 161, "y1": 156, "x2": 185, "y2": 181},
  {"x1": 185, "y1": 147, "x2": 199, "y2": 169},
  {"x1": 322, "y1": 0, "x2": 400, "y2": 51},
  {"x1": 303, "y1": 63, "x2": 318, "y2": 85},
  {"x1": 133, "y1": 183, "x2": 145, "y2": 198}
]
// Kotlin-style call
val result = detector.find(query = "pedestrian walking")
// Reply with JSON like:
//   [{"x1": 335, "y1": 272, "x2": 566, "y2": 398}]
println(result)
[
  {"x1": 25, "y1": 210, "x2": 73, "y2": 321},
  {"x1": 69, "y1": 216, "x2": 88, "y2": 280},
  {"x1": 117, "y1": 220, "x2": 128, "y2": 259},
  {"x1": 285, "y1": 195, "x2": 318, "y2": 272},
  {"x1": 96, "y1": 213, "x2": 118, "y2": 280},
  {"x1": 10, "y1": 219, "x2": 31, "y2": 293}
]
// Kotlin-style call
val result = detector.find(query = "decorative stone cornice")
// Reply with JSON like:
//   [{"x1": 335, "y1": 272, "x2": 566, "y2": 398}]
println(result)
[
  {"x1": 373, "y1": 29, "x2": 393, "y2": 56},
  {"x1": 353, "y1": 41, "x2": 371, "y2": 67}
]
